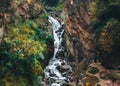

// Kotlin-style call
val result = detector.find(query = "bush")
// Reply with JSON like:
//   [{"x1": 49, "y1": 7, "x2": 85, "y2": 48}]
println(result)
[
  {"x1": 0, "y1": 20, "x2": 49, "y2": 85},
  {"x1": 102, "y1": 72, "x2": 120, "y2": 80},
  {"x1": 88, "y1": 67, "x2": 99, "y2": 74},
  {"x1": 99, "y1": 18, "x2": 120, "y2": 52},
  {"x1": 40, "y1": 15, "x2": 48, "y2": 19},
  {"x1": 54, "y1": 1, "x2": 65, "y2": 11}
]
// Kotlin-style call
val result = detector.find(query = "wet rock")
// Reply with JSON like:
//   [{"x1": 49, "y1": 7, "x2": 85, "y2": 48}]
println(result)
[
  {"x1": 56, "y1": 51, "x2": 65, "y2": 59},
  {"x1": 38, "y1": 76, "x2": 47, "y2": 86},
  {"x1": 56, "y1": 79, "x2": 66, "y2": 85},
  {"x1": 56, "y1": 66, "x2": 68, "y2": 73},
  {"x1": 40, "y1": 82, "x2": 46, "y2": 86},
  {"x1": 49, "y1": 73, "x2": 56, "y2": 77},
  {"x1": 56, "y1": 64, "x2": 72, "y2": 73},
  {"x1": 45, "y1": 6, "x2": 54, "y2": 12},
  {"x1": 55, "y1": 29, "x2": 63, "y2": 33},
  {"x1": 46, "y1": 78, "x2": 55, "y2": 85},
  {"x1": 63, "y1": 65, "x2": 72, "y2": 72}
]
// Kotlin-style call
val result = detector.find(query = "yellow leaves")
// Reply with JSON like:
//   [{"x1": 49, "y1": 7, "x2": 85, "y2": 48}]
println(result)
[
  {"x1": 32, "y1": 62, "x2": 43, "y2": 75},
  {"x1": 20, "y1": 25, "x2": 35, "y2": 36},
  {"x1": 4, "y1": 38, "x2": 10, "y2": 43},
  {"x1": 89, "y1": 1, "x2": 97, "y2": 21},
  {"x1": 99, "y1": 18, "x2": 120, "y2": 52},
  {"x1": 89, "y1": 2, "x2": 97, "y2": 12},
  {"x1": 99, "y1": 28, "x2": 113, "y2": 52},
  {"x1": 2, "y1": 72, "x2": 14, "y2": 86},
  {"x1": 26, "y1": 40, "x2": 45, "y2": 57},
  {"x1": 20, "y1": 54, "x2": 24, "y2": 58},
  {"x1": 6, "y1": 27, "x2": 19, "y2": 38},
  {"x1": 4, "y1": 23, "x2": 46, "y2": 59},
  {"x1": 101, "y1": 30, "x2": 106, "y2": 36},
  {"x1": 2, "y1": 72, "x2": 28, "y2": 86},
  {"x1": 101, "y1": 32, "x2": 106, "y2": 36},
  {"x1": 1, "y1": 20, "x2": 48, "y2": 85}
]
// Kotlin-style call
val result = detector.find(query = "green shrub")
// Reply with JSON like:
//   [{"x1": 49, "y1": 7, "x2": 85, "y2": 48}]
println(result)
[
  {"x1": 98, "y1": 18, "x2": 120, "y2": 52},
  {"x1": 54, "y1": 1, "x2": 64, "y2": 11},
  {"x1": 88, "y1": 67, "x2": 99, "y2": 74},
  {"x1": 0, "y1": 20, "x2": 50, "y2": 85},
  {"x1": 102, "y1": 72, "x2": 120, "y2": 80},
  {"x1": 40, "y1": 15, "x2": 48, "y2": 19}
]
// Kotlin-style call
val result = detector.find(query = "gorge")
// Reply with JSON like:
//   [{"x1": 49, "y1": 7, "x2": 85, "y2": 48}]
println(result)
[{"x1": 0, "y1": 0, "x2": 120, "y2": 86}]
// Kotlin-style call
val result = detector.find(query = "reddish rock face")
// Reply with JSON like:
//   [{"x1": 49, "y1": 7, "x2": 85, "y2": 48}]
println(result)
[
  {"x1": 64, "y1": 0, "x2": 96, "y2": 62},
  {"x1": 64, "y1": 0, "x2": 96, "y2": 77},
  {"x1": 17, "y1": 2, "x2": 42, "y2": 19}
]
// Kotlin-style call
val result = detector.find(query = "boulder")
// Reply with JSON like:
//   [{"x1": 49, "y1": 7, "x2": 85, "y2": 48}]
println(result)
[{"x1": 56, "y1": 64, "x2": 72, "y2": 73}]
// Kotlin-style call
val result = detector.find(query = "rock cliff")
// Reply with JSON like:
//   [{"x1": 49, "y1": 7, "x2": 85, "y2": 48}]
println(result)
[
  {"x1": 64, "y1": 0, "x2": 120, "y2": 78},
  {"x1": 64, "y1": 0, "x2": 96, "y2": 77}
]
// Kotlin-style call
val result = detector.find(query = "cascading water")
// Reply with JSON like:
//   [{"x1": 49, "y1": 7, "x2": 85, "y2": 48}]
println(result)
[{"x1": 44, "y1": 16, "x2": 71, "y2": 86}]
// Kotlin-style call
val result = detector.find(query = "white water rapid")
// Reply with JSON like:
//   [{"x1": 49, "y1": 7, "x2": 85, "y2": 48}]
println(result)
[{"x1": 44, "y1": 17, "x2": 70, "y2": 86}]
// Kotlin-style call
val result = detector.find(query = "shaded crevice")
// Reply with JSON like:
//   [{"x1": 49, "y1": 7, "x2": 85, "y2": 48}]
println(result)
[{"x1": 98, "y1": 4, "x2": 120, "y2": 21}]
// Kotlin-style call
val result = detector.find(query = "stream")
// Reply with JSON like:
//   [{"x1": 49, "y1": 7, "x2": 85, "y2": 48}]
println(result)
[{"x1": 44, "y1": 16, "x2": 72, "y2": 86}]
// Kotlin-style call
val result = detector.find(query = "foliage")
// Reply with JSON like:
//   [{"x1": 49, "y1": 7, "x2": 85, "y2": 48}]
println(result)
[
  {"x1": 0, "y1": 0, "x2": 10, "y2": 8},
  {"x1": 101, "y1": 72, "x2": 120, "y2": 80},
  {"x1": 40, "y1": 15, "x2": 48, "y2": 19},
  {"x1": 109, "y1": 0, "x2": 120, "y2": 5},
  {"x1": 98, "y1": 4, "x2": 120, "y2": 21},
  {"x1": 44, "y1": 0, "x2": 59, "y2": 6},
  {"x1": 89, "y1": 1, "x2": 98, "y2": 21},
  {"x1": 0, "y1": 20, "x2": 52, "y2": 85},
  {"x1": 88, "y1": 0, "x2": 109, "y2": 21},
  {"x1": 54, "y1": 1, "x2": 65, "y2": 11},
  {"x1": 0, "y1": 72, "x2": 28, "y2": 86},
  {"x1": 88, "y1": 67, "x2": 99, "y2": 74},
  {"x1": 3, "y1": 24, "x2": 46, "y2": 59},
  {"x1": 25, "y1": 20, "x2": 38, "y2": 30},
  {"x1": 36, "y1": 0, "x2": 42, "y2": 3},
  {"x1": 99, "y1": 18, "x2": 120, "y2": 52},
  {"x1": 89, "y1": 0, "x2": 120, "y2": 22},
  {"x1": 93, "y1": 2, "x2": 120, "y2": 67}
]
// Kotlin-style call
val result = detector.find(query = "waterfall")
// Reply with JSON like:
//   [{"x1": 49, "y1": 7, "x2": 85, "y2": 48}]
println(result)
[
  {"x1": 44, "y1": 17, "x2": 71, "y2": 86},
  {"x1": 48, "y1": 16, "x2": 64, "y2": 58}
]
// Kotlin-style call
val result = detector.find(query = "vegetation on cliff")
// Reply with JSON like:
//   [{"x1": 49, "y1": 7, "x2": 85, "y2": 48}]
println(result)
[
  {"x1": 0, "y1": 0, "x2": 53, "y2": 86},
  {"x1": 87, "y1": 0, "x2": 120, "y2": 67},
  {"x1": 95, "y1": 1, "x2": 120, "y2": 67},
  {"x1": 0, "y1": 20, "x2": 48, "y2": 86},
  {"x1": 0, "y1": 0, "x2": 120, "y2": 85}
]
